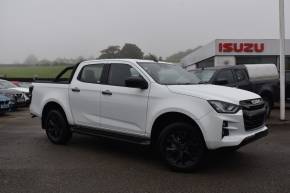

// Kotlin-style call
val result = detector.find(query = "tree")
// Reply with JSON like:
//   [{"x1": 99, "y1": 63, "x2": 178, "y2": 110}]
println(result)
[
  {"x1": 165, "y1": 47, "x2": 201, "y2": 63},
  {"x1": 119, "y1": 43, "x2": 143, "y2": 59},
  {"x1": 23, "y1": 54, "x2": 38, "y2": 65},
  {"x1": 99, "y1": 45, "x2": 120, "y2": 59},
  {"x1": 38, "y1": 59, "x2": 52, "y2": 66},
  {"x1": 144, "y1": 53, "x2": 158, "y2": 61}
]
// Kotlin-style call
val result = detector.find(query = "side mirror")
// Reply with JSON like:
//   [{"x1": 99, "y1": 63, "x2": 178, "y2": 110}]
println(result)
[
  {"x1": 214, "y1": 79, "x2": 228, "y2": 85},
  {"x1": 125, "y1": 77, "x2": 148, "y2": 89}
]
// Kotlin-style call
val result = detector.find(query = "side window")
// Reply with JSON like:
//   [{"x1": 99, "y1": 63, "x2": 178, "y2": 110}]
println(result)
[
  {"x1": 235, "y1": 69, "x2": 247, "y2": 82},
  {"x1": 108, "y1": 63, "x2": 142, "y2": 87},
  {"x1": 216, "y1": 70, "x2": 235, "y2": 84},
  {"x1": 78, "y1": 64, "x2": 104, "y2": 84}
]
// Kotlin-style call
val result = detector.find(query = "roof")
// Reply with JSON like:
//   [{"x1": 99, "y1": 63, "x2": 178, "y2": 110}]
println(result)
[
  {"x1": 194, "y1": 65, "x2": 246, "y2": 71},
  {"x1": 82, "y1": 59, "x2": 160, "y2": 64}
]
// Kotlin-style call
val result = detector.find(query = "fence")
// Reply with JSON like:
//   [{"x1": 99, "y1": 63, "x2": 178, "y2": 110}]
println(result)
[{"x1": 1, "y1": 77, "x2": 54, "y2": 82}]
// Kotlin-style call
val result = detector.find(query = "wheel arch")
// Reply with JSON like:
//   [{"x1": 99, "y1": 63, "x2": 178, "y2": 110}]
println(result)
[
  {"x1": 150, "y1": 111, "x2": 205, "y2": 146},
  {"x1": 41, "y1": 101, "x2": 68, "y2": 129},
  {"x1": 260, "y1": 90, "x2": 274, "y2": 105}
]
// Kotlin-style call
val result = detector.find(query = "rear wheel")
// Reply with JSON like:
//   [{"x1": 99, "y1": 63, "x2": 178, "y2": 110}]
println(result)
[
  {"x1": 157, "y1": 122, "x2": 205, "y2": 172},
  {"x1": 45, "y1": 110, "x2": 72, "y2": 144}
]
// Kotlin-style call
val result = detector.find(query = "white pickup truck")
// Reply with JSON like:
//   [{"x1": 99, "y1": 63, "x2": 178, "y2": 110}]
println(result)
[{"x1": 30, "y1": 59, "x2": 268, "y2": 171}]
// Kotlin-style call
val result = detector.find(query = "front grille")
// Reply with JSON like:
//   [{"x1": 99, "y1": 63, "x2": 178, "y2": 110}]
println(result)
[
  {"x1": 16, "y1": 93, "x2": 22, "y2": 99},
  {"x1": 240, "y1": 99, "x2": 266, "y2": 131},
  {"x1": 0, "y1": 100, "x2": 9, "y2": 106}
]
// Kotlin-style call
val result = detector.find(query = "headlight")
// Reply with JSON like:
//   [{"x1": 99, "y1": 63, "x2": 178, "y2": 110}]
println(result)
[{"x1": 208, "y1": 100, "x2": 240, "y2": 114}]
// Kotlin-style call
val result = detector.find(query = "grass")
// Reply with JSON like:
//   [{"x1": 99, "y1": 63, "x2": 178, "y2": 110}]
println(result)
[{"x1": 0, "y1": 66, "x2": 68, "y2": 78}]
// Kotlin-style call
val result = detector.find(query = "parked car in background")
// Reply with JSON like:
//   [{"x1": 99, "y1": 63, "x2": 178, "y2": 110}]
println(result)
[
  {"x1": 190, "y1": 64, "x2": 279, "y2": 117},
  {"x1": 0, "y1": 94, "x2": 10, "y2": 114},
  {"x1": 286, "y1": 70, "x2": 290, "y2": 102},
  {"x1": 0, "y1": 79, "x2": 31, "y2": 105},
  {"x1": 30, "y1": 59, "x2": 268, "y2": 172},
  {"x1": 11, "y1": 81, "x2": 32, "y2": 88},
  {"x1": 0, "y1": 89, "x2": 26, "y2": 110}
]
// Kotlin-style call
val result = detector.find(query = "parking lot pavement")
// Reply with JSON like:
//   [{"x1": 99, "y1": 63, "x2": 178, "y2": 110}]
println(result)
[{"x1": 1, "y1": 109, "x2": 290, "y2": 193}]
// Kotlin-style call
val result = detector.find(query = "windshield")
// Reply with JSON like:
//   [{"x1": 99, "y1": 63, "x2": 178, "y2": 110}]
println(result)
[
  {"x1": 192, "y1": 70, "x2": 216, "y2": 82},
  {"x1": 138, "y1": 62, "x2": 200, "y2": 85},
  {"x1": 0, "y1": 80, "x2": 17, "y2": 89}
]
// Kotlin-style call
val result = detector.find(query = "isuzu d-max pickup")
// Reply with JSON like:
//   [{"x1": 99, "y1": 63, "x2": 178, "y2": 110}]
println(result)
[{"x1": 30, "y1": 59, "x2": 268, "y2": 171}]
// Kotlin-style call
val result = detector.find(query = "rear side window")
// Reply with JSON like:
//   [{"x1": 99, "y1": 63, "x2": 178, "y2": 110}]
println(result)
[
  {"x1": 108, "y1": 63, "x2": 142, "y2": 87},
  {"x1": 235, "y1": 69, "x2": 247, "y2": 82},
  {"x1": 78, "y1": 64, "x2": 104, "y2": 84},
  {"x1": 216, "y1": 70, "x2": 235, "y2": 84}
]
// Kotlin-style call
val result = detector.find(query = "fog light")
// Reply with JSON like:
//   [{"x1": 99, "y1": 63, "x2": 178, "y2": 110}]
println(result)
[{"x1": 222, "y1": 121, "x2": 229, "y2": 138}]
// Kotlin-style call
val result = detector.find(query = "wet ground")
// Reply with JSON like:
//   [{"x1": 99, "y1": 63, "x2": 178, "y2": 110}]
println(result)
[{"x1": 0, "y1": 108, "x2": 290, "y2": 193}]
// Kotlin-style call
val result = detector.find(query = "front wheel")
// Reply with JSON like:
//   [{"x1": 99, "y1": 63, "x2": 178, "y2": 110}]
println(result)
[
  {"x1": 157, "y1": 122, "x2": 205, "y2": 172},
  {"x1": 263, "y1": 97, "x2": 273, "y2": 118},
  {"x1": 45, "y1": 110, "x2": 72, "y2": 144}
]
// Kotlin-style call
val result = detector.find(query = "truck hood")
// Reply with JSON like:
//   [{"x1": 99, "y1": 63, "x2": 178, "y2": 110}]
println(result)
[{"x1": 167, "y1": 84, "x2": 261, "y2": 104}]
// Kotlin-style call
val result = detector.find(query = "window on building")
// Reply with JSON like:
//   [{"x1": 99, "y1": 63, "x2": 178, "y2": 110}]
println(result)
[{"x1": 236, "y1": 56, "x2": 278, "y2": 66}]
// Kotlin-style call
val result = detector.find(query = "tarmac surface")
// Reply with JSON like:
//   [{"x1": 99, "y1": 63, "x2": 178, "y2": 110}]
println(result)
[{"x1": 0, "y1": 108, "x2": 290, "y2": 193}]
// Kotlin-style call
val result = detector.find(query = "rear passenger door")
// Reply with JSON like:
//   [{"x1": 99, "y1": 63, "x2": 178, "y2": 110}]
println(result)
[
  {"x1": 69, "y1": 63, "x2": 105, "y2": 128},
  {"x1": 234, "y1": 69, "x2": 252, "y2": 91},
  {"x1": 99, "y1": 63, "x2": 150, "y2": 135}
]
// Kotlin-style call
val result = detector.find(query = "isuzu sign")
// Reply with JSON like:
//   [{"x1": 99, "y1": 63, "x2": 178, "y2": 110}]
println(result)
[{"x1": 218, "y1": 42, "x2": 265, "y2": 53}]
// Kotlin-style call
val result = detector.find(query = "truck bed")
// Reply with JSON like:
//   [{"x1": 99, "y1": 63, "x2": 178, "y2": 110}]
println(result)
[{"x1": 30, "y1": 83, "x2": 71, "y2": 118}]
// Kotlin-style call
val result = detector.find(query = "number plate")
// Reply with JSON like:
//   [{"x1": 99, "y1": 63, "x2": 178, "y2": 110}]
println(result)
[
  {"x1": 17, "y1": 99, "x2": 25, "y2": 103},
  {"x1": 0, "y1": 104, "x2": 9, "y2": 109}
]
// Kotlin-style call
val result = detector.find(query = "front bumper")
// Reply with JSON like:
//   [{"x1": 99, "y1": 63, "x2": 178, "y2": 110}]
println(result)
[
  {"x1": 15, "y1": 100, "x2": 27, "y2": 107},
  {"x1": 0, "y1": 107, "x2": 9, "y2": 113},
  {"x1": 239, "y1": 128, "x2": 268, "y2": 147},
  {"x1": 198, "y1": 109, "x2": 268, "y2": 150}
]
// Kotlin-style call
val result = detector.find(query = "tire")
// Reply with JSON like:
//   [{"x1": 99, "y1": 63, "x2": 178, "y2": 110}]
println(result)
[
  {"x1": 44, "y1": 109, "x2": 72, "y2": 144},
  {"x1": 262, "y1": 97, "x2": 273, "y2": 118},
  {"x1": 157, "y1": 122, "x2": 205, "y2": 172}
]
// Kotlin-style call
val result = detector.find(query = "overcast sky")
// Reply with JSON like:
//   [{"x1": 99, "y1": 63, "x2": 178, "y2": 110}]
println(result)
[{"x1": 0, "y1": 0, "x2": 289, "y2": 63}]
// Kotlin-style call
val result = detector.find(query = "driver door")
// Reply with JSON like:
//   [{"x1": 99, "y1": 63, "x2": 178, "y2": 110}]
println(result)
[{"x1": 99, "y1": 63, "x2": 150, "y2": 135}]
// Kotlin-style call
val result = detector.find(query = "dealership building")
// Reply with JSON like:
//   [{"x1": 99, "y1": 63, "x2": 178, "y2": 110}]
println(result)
[{"x1": 181, "y1": 39, "x2": 290, "y2": 70}]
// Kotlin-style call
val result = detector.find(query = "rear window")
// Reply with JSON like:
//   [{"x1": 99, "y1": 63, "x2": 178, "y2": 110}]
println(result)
[
  {"x1": 235, "y1": 69, "x2": 247, "y2": 82},
  {"x1": 78, "y1": 64, "x2": 104, "y2": 84},
  {"x1": 216, "y1": 70, "x2": 235, "y2": 84}
]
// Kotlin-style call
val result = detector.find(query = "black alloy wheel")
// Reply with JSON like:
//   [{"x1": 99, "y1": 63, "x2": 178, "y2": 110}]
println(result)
[
  {"x1": 158, "y1": 122, "x2": 205, "y2": 172},
  {"x1": 45, "y1": 110, "x2": 71, "y2": 144}
]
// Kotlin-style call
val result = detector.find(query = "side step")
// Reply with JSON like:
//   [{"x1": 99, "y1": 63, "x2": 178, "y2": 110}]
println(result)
[{"x1": 72, "y1": 126, "x2": 151, "y2": 145}]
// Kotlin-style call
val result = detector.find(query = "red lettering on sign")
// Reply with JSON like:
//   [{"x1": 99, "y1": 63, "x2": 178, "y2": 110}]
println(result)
[{"x1": 218, "y1": 43, "x2": 265, "y2": 53}]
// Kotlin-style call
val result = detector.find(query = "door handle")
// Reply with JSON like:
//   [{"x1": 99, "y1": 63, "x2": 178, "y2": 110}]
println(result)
[
  {"x1": 71, "y1": 87, "x2": 80, "y2": 92},
  {"x1": 102, "y1": 90, "x2": 112, "y2": 96}
]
